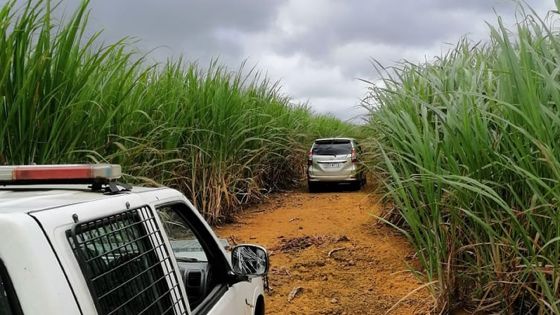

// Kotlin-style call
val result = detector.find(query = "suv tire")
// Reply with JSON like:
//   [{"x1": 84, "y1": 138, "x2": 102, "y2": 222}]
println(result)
[
  {"x1": 308, "y1": 181, "x2": 319, "y2": 193},
  {"x1": 350, "y1": 180, "x2": 361, "y2": 191}
]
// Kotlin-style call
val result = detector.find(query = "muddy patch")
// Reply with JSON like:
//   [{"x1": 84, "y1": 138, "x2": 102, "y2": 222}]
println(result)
[{"x1": 272, "y1": 235, "x2": 351, "y2": 253}]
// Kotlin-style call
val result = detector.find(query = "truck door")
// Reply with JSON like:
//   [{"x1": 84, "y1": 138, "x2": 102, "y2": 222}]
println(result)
[{"x1": 154, "y1": 202, "x2": 259, "y2": 315}]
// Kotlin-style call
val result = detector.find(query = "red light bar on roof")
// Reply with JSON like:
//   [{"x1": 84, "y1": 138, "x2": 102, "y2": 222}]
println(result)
[{"x1": 0, "y1": 164, "x2": 121, "y2": 185}]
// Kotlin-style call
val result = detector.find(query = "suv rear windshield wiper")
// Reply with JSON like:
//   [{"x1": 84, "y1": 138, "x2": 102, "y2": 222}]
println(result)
[{"x1": 175, "y1": 257, "x2": 200, "y2": 263}]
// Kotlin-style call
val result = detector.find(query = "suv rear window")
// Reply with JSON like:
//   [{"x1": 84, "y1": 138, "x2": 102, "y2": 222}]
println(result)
[
  {"x1": 312, "y1": 140, "x2": 352, "y2": 155},
  {"x1": 68, "y1": 207, "x2": 187, "y2": 315}
]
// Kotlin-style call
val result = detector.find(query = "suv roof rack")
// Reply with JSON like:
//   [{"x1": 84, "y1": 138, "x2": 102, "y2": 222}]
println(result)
[{"x1": 0, "y1": 164, "x2": 128, "y2": 192}]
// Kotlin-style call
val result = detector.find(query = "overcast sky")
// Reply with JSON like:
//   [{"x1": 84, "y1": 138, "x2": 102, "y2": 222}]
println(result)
[{"x1": 6, "y1": 0, "x2": 557, "y2": 121}]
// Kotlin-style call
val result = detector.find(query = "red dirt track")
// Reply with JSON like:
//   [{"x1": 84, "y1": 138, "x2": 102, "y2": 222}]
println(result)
[{"x1": 216, "y1": 187, "x2": 431, "y2": 314}]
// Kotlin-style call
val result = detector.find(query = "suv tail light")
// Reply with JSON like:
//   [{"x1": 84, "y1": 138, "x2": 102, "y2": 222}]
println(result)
[
  {"x1": 307, "y1": 150, "x2": 313, "y2": 166},
  {"x1": 351, "y1": 148, "x2": 358, "y2": 163}
]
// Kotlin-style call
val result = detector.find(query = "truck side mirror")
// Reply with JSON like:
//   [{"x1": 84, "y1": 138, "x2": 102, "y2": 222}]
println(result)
[{"x1": 231, "y1": 245, "x2": 269, "y2": 277}]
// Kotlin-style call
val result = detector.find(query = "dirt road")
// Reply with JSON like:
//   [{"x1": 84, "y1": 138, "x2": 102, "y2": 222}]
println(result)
[{"x1": 216, "y1": 186, "x2": 431, "y2": 315}]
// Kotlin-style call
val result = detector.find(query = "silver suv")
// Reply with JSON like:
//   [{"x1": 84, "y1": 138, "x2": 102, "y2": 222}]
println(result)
[{"x1": 307, "y1": 138, "x2": 366, "y2": 192}]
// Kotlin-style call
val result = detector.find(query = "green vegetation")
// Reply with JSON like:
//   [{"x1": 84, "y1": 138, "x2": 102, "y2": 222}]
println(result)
[
  {"x1": 365, "y1": 4, "x2": 560, "y2": 313},
  {"x1": 0, "y1": 0, "x2": 357, "y2": 223}
]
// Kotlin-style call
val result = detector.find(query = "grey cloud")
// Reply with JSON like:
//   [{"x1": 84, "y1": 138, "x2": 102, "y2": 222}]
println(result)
[
  {"x1": 0, "y1": 0, "x2": 553, "y2": 121},
  {"x1": 436, "y1": 0, "x2": 516, "y2": 12},
  {"x1": 61, "y1": 0, "x2": 282, "y2": 61},
  {"x1": 266, "y1": 0, "x2": 550, "y2": 88},
  {"x1": 272, "y1": 0, "x2": 522, "y2": 58},
  {"x1": 88, "y1": 1, "x2": 279, "y2": 37}
]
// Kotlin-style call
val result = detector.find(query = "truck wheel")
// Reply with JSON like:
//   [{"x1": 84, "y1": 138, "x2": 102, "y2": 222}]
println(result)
[{"x1": 254, "y1": 296, "x2": 265, "y2": 315}]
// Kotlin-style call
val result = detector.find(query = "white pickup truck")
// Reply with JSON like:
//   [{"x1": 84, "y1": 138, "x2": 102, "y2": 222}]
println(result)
[{"x1": 0, "y1": 164, "x2": 268, "y2": 315}]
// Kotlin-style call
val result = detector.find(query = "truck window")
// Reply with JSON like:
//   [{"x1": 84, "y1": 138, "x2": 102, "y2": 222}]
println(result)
[
  {"x1": 0, "y1": 260, "x2": 22, "y2": 315},
  {"x1": 156, "y1": 204, "x2": 217, "y2": 311},
  {"x1": 158, "y1": 206, "x2": 208, "y2": 262},
  {"x1": 67, "y1": 207, "x2": 188, "y2": 315}
]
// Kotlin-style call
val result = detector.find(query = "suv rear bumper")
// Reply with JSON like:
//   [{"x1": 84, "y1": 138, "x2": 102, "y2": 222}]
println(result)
[{"x1": 307, "y1": 174, "x2": 359, "y2": 182}]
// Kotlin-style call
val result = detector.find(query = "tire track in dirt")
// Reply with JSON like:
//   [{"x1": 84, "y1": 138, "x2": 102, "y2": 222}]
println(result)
[{"x1": 216, "y1": 187, "x2": 431, "y2": 314}]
